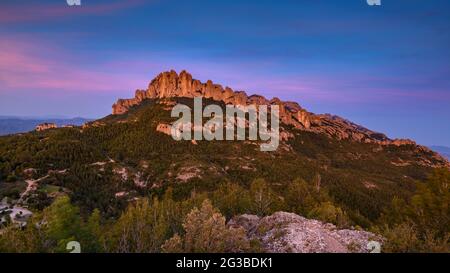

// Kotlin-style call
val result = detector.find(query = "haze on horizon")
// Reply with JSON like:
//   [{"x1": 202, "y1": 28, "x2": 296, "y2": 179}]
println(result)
[{"x1": 0, "y1": 0, "x2": 449, "y2": 147}]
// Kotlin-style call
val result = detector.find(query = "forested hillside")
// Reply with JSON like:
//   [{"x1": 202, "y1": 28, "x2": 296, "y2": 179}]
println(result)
[{"x1": 0, "y1": 98, "x2": 448, "y2": 252}]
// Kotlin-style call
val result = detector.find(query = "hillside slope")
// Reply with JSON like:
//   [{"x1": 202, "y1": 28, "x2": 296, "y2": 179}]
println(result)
[
  {"x1": 0, "y1": 71, "x2": 449, "y2": 253},
  {"x1": 0, "y1": 70, "x2": 447, "y2": 226}
]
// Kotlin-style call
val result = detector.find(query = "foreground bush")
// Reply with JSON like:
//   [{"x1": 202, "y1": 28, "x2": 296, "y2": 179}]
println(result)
[{"x1": 162, "y1": 199, "x2": 250, "y2": 253}]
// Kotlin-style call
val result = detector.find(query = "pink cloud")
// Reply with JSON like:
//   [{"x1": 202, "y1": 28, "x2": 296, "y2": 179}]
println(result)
[
  {"x1": 0, "y1": 38, "x2": 341, "y2": 106},
  {"x1": 0, "y1": 37, "x2": 146, "y2": 93},
  {"x1": 2, "y1": 34, "x2": 443, "y2": 107}
]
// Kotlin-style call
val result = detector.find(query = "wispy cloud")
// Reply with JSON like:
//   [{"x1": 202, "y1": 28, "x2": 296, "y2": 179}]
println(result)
[
  {"x1": 0, "y1": 0, "x2": 148, "y2": 23},
  {"x1": 0, "y1": 37, "x2": 147, "y2": 92}
]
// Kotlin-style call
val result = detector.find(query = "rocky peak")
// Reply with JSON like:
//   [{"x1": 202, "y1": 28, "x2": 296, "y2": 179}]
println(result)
[
  {"x1": 112, "y1": 70, "x2": 374, "y2": 141},
  {"x1": 112, "y1": 70, "x2": 319, "y2": 135},
  {"x1": 110, "y1": 70, "x2": 449, "y2": 164},
  {"x1": 113, "y1": 70, "x2": 263, "y2": 115}
]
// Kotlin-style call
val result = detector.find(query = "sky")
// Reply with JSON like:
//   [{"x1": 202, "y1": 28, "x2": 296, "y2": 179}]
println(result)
[{"x1": 0, "y1": 0, "x2": 449, "y2": 146}]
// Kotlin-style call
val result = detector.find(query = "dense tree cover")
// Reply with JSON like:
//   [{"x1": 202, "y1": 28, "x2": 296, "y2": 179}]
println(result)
[
  {"x1": 0, "y1": 191, "x2": 244, "y2": 253},
  {"x1": 377, "y1": 169, "x2": 450, "y2": 252},
  {"x1": 162, "y1": 199, "x2": 250, "y2": 253},
  {"x1": 0, "y1": 196, "x2": 102, "y2": 252},
  {"x1": 0, "y1": 170, "x2": 449, "y2": 252}
]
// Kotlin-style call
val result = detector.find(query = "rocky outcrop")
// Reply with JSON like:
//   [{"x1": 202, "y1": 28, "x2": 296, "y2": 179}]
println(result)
[
  {"x1": 156, "y1": 123, "x2": 171, "y2": 136},
  {"x1": 228, "y1": 212, "x2": 383, "y2": 253},
  {"x1": 35, "y1": 123, "x2": 57, "y2": 131},
  {"x1": 112, "y1": 70, "x2": 254, "y2": 115},
  {"x1": 110, "y1": 70, "x2": 449, "y2": 165}
]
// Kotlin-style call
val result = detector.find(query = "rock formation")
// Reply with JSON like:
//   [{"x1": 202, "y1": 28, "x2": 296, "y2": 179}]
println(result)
[
  {"x1": 35, "y1": 123, "x2": 57, "y2": 131},
  {"x1": 113, "y1": 70, "x2": 374, "y2": 141},
  {"x1": 156, "y1": 123, "x2": 171, "y2": 135},
  {"x1": 110, "y1": 70, "x2": 449, "y2": 166},
  {"x1": 228, "y1": 212, "x2": 383, "y2": 253}
]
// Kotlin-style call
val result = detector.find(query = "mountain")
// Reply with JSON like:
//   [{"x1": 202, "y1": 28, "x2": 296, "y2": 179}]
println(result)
[
  {"x1": 430, "y1": 146, "x2": 450, "y2": 160},
  {"x1": 0, "y1": 70, "x2": 448, "y2": 253},
  {"x1": 0, "y1": 116, "x2": 92, "y2": 136},
  {"x1": 113, "y1": 70, "x2": 411, "y2": 146}
]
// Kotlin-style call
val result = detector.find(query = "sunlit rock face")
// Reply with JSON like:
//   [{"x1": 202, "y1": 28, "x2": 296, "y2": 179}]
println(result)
[
  {"x1": 35, "y1": 123, "x2": 57, "y2": 131},
  {"x1": 111, "y1": 70, "x2": 450, "y2": 166}
]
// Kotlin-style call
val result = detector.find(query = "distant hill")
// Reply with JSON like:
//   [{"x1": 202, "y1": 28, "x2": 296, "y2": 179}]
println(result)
[
  {"x1": 430, "y1": 146, "x2": 450, "y2": 160},
  {"x1": 0, "y1": 116, "x2": 92, "y2": 136}
]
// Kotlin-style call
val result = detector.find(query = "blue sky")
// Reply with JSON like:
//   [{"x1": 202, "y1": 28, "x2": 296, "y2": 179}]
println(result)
[{"x1": 0, "y1": 0, "x2": 449, "y2": 146}]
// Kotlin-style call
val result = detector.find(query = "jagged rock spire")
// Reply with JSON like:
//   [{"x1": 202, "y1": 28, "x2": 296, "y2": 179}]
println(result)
[{"x1": 112, "y1": 70, "x2": 313, "y2": 128}]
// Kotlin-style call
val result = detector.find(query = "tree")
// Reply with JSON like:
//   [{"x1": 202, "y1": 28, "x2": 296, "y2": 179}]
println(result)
[
  {"x1": 379, "y1": 168, "x2": 450, "y2": 252},
  {"x1": 380, "y1": 222, "x2": 420, "y2": 253},
  {"x1": 410, "y1": 168, "x2": 449, "y2": 237},
  {"x1": 249, "y1": 179, "x2": 279, "y2": 216},
  {"x1": 211, "y1": 182, "x2": 250, "y2": 218},
  {"x1": 0, "y1": 224, "x2": 37, "y2": 252},
  {"x1": 308, "y1": 201, "x2": 349, "y2": 228},
  {"x1": 285, "y1": 178, "x2": 317, "y2": 215},
  {"x1": 162, "y1": 199, "x2": 249, "y2": 253},
  {"x1": 42, "y1": 195, "x2": 83, "y2": 252},
  {"x1": 107, "y1": 197, "x2": 170, "y2": 253},
  {"x1": 81, "y1": 209, "x2": 103, "y2": 252}
]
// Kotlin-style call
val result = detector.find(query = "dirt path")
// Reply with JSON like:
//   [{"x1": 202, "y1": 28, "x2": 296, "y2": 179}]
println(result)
[{"x1": 19, "y1": 175, "x2": 49, "y2": 202}]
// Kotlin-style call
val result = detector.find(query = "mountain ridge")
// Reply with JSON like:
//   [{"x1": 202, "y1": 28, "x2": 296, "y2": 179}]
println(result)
[
  {"x1": 111, "y1": 70, "x2": 448, "y2": 166},
  {"x1": 1, "y1": 86, "x2": 449, "y2": 239},
  {"x1": 0, "y1": 117, "x2": 92, "y2": 136}
]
